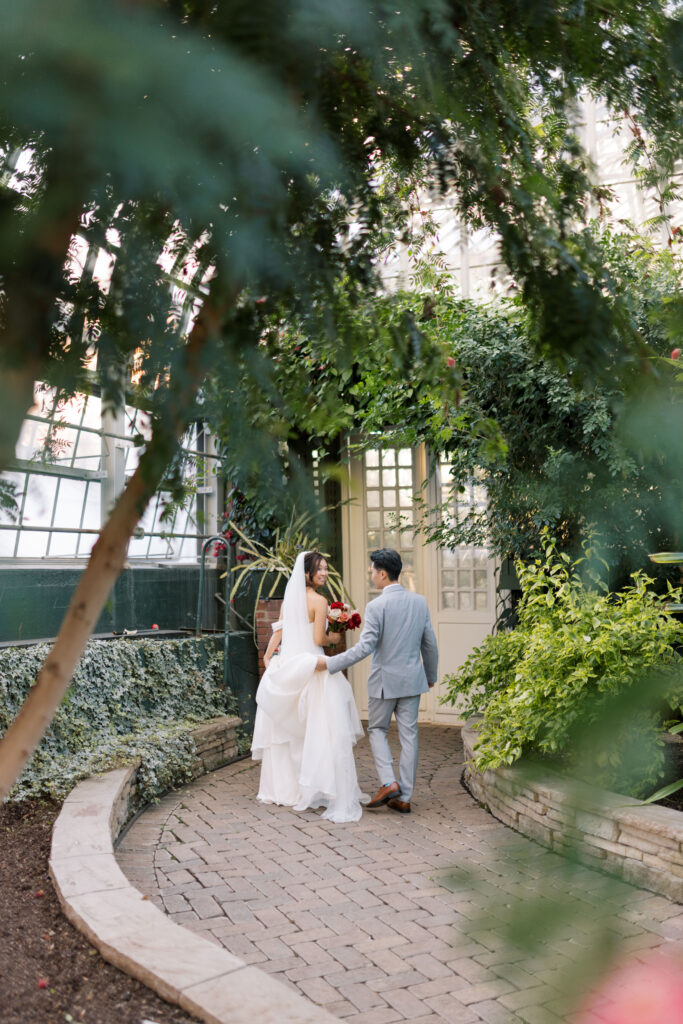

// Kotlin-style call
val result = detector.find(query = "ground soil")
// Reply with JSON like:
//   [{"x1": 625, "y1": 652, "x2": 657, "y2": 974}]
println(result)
[{"x1": 0, "y1": 800, "x2": 200, "y2": 1024}]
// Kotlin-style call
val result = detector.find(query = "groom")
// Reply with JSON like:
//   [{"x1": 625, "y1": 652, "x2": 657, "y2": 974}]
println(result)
[{"x1": 316, "y1": 548, "x2": 438, "y2": 813}]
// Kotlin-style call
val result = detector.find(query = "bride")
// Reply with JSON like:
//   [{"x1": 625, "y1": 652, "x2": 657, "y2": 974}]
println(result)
[{"x1": 251, "y1": 550, "x2": 368, "y2": 823}]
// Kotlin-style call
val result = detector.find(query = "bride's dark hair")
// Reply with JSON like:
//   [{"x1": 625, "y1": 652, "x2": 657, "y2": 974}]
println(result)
[{"x1": 304, "y1": 550, "x2": 326, "y2": 586}]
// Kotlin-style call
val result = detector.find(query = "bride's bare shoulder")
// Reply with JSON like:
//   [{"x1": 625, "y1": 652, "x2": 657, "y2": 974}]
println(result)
[{"x1": 306, "y1": 590, "x2": 327, "y2": 611}]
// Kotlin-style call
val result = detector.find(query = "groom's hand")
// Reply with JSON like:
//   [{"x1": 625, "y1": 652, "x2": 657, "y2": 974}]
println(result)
[{"x1": 315, "y1": 656, "x2": 327, "y2": 672}]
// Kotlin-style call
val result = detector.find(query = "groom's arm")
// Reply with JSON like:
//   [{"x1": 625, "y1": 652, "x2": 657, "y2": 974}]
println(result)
[
  {"x1": 319, "y1": 602, "x2": 382, "y2": 674},
  {"x1": 421, "y1": 609, "x2": 439, "y2": 687}
]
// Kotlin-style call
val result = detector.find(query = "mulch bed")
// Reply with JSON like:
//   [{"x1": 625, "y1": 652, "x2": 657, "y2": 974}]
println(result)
[{"x1": 0, "y1": 800, "x2": 200, "y2": 1024}]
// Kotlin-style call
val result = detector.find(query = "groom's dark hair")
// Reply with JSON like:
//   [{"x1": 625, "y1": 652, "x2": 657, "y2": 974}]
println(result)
[{"x1": 370, "y1": 548, "x2": 402, "y2": 581}]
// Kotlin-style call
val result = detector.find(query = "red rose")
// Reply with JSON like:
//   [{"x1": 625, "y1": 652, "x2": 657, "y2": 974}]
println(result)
[
  {"x1": 350, "y1": 613, "x2": 362, "y2": 628},
  {"x1": 330, "y1": 601, "x2": 344, "y2": 610}
]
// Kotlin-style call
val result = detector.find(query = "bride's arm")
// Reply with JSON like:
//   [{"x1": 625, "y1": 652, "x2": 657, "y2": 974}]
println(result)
[{"x1": 263, "y1": 629, "x2": 282, "y2": 668}]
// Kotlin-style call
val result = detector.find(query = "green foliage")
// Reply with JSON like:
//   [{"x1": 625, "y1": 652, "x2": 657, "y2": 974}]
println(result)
[
  {"x1": 422, "y1": 257, "x2": 682, "y2": 580},
  {"x1": 0, "y1": 637, "x2": 235, "y2": 803},
  {"x1": 442, "y1": 533, "x2": 683, "y2": 797},
  {"x1": 211, "y1": 229, "x2": 682, "y2": 590},
  {"x1": 5, "y1": 0, "x2": 683, "y2": 499}
]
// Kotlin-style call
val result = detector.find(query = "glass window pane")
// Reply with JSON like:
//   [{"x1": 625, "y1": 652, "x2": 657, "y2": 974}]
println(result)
[
  {"x1": 398, "y1": 468, "x2": 412, "y2": 486},
  {"x1": 474, "y1": 570, "x2": 487, "y2": 589},
  {"x1": 80, "y1": 394, "x2": 102, "y2": 430},
  {"x1": 473, "y1": 485, "x2": 487, "y2": 508},
  {"x1": 78, "y1": 532, "x2": 98, "y2": 558},
  {"x1": 23, "y1": 474, "x2": 58, "y2": 523},
  {"x1": 127, "y1": 535, "x2": 148, "y2": 558},
  {"x1": 442, "y1": 591, "x2": 456, "y2": 609},
  {"x1": 16, "y1": 530, "x2": 50, "y2": 557},
  {"x1": 382, "y1": 449, "x2": 395, "y2": 467},
  {"x1": 72, "y1": 428, "x2": 101, "y2": 471},
  {"x1": 384, "y1": 510, "x2": 397, "y2": 528},
  {"x1": 474, "y1": 591, "x2": 488, "y2": 610},
  {"x1": 401, "y1": 551, "x2": 414, "y2": 570},
  {"x1": 81, "y1": 482, "x2": 101, "y2": 529},
  {"x1": 399, "y1": 488, "x2": 412, "y2": 507},
  {"x1": 366, "y1": 469, "x2": 379, "y2": 487},
  {"x1": 52, "y1": 478, "x2": 86, "y2": 529},
  {"x1": 15, "y1": 419, "x2": 43, "y2": 460},
  {"x1": 365, "y1": 450, "x2": 379, "y2": 467},
  {"x1": 442, "y1": 570, "x2": 456, "y2": 588},
  {"x1": 383, "y1": 489, "x2": 396, "y2": 508},
  {"x1": 49, "y1": 532, "x2": 81, "y2": 557},
  {"x1": 46, "y1": 425, "x2": 78, "y2": 465},
  {"x1": 458, "y1": 592, "x2": 473, "y2": 611},
  {"x1": 398, "y1": 449, "x2": 412, "y2": 466},
  {"x1": 367, "y1": 530, "x2": 380, "y2": 547},
  {"x1": 366, "y1": 490, "x2": 380, "y2": 508},
  {"x1": 0, "y1": 531, "x2": 17, "y2": 556},
  {"x1": 382, "y1": 468, "x2": 396, "y2": 487},
  {"x1": 459, "y1": 549, "x2": 473, "y2": 568},
  {"x1": 384, "y1": 531, "x2": 399, "y2": 548},
  {"x1": 441, "y1": 548, "x2": 457, "y2": 567},
  {"x1": 458, "y1": 570, "x2": 472, "y2": 588},
  {"x1": 367, "y1": 510, "x2": 380, "y2": 528}
]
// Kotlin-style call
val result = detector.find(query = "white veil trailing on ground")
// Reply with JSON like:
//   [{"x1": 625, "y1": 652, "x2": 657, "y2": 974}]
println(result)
[{"x1": 280, "y1": 551, "x2": 312, "y2": 662}]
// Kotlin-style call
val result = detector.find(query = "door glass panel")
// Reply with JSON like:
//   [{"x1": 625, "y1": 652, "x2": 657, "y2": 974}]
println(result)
[
  {"x1": 437, "y1": 459, "x2": 490, "y2": 612},
  {"x1": 363, "y1": 448, "x2": 417, "y2": 594}
]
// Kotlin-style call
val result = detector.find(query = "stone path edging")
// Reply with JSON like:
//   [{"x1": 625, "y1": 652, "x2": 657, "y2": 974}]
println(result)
[
  {"x1": 49, "y1": 717, "x2": 338, "y2": 1024},
  {"x1": 462, "y1": 723, "x2": 683, "y2": 903}
]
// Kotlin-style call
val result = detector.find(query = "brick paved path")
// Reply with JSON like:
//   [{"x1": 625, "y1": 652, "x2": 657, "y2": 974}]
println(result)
[{"x1": 117, "y1": 726, "x2": 683, "y2": 1023}]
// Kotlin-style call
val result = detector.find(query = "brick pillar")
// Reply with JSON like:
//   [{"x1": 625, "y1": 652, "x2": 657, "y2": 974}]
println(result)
[{"x1": 255, "y1": 599, "x2": 284, "y2": 676}]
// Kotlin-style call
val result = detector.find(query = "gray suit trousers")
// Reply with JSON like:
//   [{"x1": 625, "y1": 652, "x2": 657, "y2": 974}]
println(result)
[{"x1": 368, "y1": 694, "x2": 421, "y2": 801}]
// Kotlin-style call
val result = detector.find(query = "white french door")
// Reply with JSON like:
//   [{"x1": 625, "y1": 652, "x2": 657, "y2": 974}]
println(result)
[{"x1": 340, "y1": 444, "x2": 497, "y2": 724}]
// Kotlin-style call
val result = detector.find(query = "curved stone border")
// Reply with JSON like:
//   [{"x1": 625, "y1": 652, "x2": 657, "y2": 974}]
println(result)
[
  {"x1": 462, "y1": 723, "x2": 683, "y2": 903},
  {"x1": 49, "y1": 716, "x2": 337, "y2": 1024}
]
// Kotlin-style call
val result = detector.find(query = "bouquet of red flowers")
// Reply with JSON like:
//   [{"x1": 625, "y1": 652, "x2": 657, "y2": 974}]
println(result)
[{"x1": 327, "y1": 601, "x2": 361, "y2": 633}]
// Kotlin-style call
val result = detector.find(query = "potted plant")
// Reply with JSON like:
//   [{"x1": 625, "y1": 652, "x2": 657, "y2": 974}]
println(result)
[{"x1": 223, "y1": 508, "x2": 354, "y2": 667}]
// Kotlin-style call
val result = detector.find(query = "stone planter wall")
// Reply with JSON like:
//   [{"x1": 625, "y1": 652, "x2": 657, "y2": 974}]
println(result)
[
  {"x1": 50, "y1": 714, "x2": 336, "y2": 1024},
  {"x1": 462, "y1": 724, "x2": 683, "y2": 903},
  {"x1": 188, "y1": 714, "x2": 241, "y2": 776}
]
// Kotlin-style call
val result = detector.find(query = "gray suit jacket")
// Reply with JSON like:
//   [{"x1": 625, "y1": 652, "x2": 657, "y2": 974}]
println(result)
[{"x1": 326, "y1": 584, "x2": 438, "y2": 699}]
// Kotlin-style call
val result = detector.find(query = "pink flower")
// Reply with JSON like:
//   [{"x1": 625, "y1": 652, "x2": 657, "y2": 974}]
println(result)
[
  {"x1": 572, "y1": 953, "x2": 683, "y2": 1024},
  {"x1": 447, "y1": 356, "x2": 456, "y2": 368}
]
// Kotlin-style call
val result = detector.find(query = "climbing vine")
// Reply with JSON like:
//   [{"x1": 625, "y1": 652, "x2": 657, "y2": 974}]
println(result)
[{"x1": 0, "y1": 638, "x2": 236, "y2": 803}]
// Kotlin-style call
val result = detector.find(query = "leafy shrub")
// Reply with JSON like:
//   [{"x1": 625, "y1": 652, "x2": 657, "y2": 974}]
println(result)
[
  {"x1": 442, "y1": 533, "x2": 683, "y2": 797},
  {"x1": 0, "y1": 637, "x2": 236, "y2": 803}
]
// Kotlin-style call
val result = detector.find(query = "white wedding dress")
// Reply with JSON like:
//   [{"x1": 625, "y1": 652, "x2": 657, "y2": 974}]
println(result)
[{"x1": 251, "y1": 553, "x2": 368, "y2": 823}]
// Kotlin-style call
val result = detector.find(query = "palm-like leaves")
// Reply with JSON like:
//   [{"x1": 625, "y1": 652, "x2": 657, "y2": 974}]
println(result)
[{"x1": 224, "y1": 508, "x2": 355, "y2": 639}]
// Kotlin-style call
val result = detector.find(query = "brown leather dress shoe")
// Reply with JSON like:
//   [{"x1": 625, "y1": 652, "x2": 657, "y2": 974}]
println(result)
[
  {"x1": 367, "y1": 781, "x2": 401, "y2": 808},
  {"x1": 387, "y1": 797, "x2": 411, "y2": 813}
]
